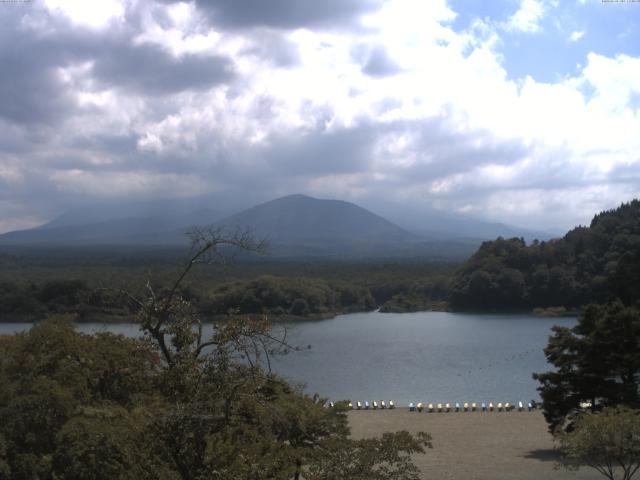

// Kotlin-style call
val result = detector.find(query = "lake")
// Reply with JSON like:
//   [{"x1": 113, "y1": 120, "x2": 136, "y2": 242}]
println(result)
[{"x1": 1, "y1": 311, "x2": 574, "y2": 406}]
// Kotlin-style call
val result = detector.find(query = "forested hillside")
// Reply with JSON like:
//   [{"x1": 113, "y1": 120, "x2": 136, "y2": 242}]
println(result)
[
  {"x1": 0, "y1": 257, "x2": 456, "y2": 321},
  {"x1": 449, "y1": 200, "x2": 640, "y2": 310}
]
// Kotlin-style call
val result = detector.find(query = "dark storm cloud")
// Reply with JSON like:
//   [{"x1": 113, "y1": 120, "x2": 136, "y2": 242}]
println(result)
[
  {"x1": 189, "y1": 0, "x2": 382, "y2": 30},
  {"x1": 0, "y1": 11, "x2": 75, "y2": 125},
  {"x1": 92, "y1": 43, "x2": 234, "y2": 94},
  {"x1": 239, "y1": 31, "x2": 300, "y2": 67},
  {"x1": 361, "y1": 46, "x2": 401, "y2": 77},
  {"x1": 69, "y1": 134, "x2": 139, "y2": 156},
  {"x1": 129, "y1": 115, "x2": 533, "y2": 200},
  {"x1": 610, "y1": 161, "x2": 640, "y2": 185},
  {"x1": 0, "y1": 3, "x2": 234, "y2": 128},
  {"x1": 397, "y1": 119, "x2": 529, "y2": 179}
]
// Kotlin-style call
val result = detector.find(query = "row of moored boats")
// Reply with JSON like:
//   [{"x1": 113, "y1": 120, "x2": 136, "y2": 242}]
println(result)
[
  {"x1": 409, "y1": 401, "x2": 536, "y2": 412},
  {"x1": 330, "y1": 400, "x2": 537, "y2": 412}
]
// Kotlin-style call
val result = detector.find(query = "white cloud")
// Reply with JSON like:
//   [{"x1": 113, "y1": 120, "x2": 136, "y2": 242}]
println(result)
[
  {"x1": 44, "y1": 0, "x2": 125, "y2": 29},
  {"x1": 569, "y1": 30, "x2": 585, "y2": 42},
  {"x1": 504, "y1": 0, "x2": 546, "y2": 34}
]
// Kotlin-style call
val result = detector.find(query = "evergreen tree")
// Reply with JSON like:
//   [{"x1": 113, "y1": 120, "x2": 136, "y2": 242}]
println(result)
[{"x1": 533, "y1": 302, "x2": 640, "y2": 432}]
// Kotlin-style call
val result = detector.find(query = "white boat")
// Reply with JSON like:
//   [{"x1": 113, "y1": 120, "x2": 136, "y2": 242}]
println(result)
[
  {"x1": 428, "y1": 403, "x2": 434, "y2": 413},
  {"x1": 389, "y1": 400, "x2": 395, "y2": 409},
  {"x1": 417, "y1": 402, "x2": 423, "y2": 412},
  {"x1": 357, "y1": 401, "x2": 362, "y2": 410},
  {"x1": 437, "y1": 403, "x2": 443, "y2": 412},
  {"x1": 518, "y1": 401, "x2": 523, "y2": 411},
  {"x1": 497, "y1": 402, "x2": 503, "y2": 412},
  {"x1": 463, "y1": 402, "x2": 469, "y2": 411},
  {"x1": 445, "y1": 403, "x2": 451, "y2": 412},
  {"x1": 489, "y1": 402, "x2": 494, "y2": 411},
  {"x1": 381, "y1": 400, "x2": 386, "y2": 409},
  {"x1": 455, "y1": 402, "x2": 460, "y2": 412},
  {"x1": 409, "y1": 402, "x2": 415, "y2": 412},
  {"x1": 365, "y1": 401, "x2": 370, "y2": 410},
  {"x1": 348, "y1": 401, "x2": 353, "y2": 409},
  {"x1": 481, "y1": 402, "x2": 486, "y2": 411},
  {"x1": 472, "y1": 402, "x2": 477, "y2": 411}
]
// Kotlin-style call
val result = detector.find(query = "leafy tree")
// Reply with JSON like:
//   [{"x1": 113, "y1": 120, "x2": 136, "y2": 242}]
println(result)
[
  {"x1": 557, "y1": 406, "x2": 640, "y2": 480},
  {"x1": 0, "y1": 316, "x2": 160, "y2": 479},
  {"x1": 306, "y1": 431, "x2": 432, "y2": 480},
  {"x1": 0, "y1": 434, "x2": 9, "y2": 479},
  {"x1": 52, "y1": 406, "x2": 169, "y2": 480},
  {"x1": 533, "y1": 302, "x2": 640, "y2": 432}
]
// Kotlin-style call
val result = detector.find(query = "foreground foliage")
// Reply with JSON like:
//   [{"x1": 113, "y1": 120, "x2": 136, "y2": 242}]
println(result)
[
  {"x1": 557, "y1": 406, "x2": 640, "y2": 480},
  {"x1": 0, "y1": 230, "x2": 431, "y2": 479},
  {"x1": 534, "y1": 302, "x2": 640, "y2": 432}
]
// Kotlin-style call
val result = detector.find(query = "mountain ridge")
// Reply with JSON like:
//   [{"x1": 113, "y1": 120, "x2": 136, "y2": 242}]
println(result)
[{"x1": 0, "y1": 194, "x2": 554, "y2": 259}]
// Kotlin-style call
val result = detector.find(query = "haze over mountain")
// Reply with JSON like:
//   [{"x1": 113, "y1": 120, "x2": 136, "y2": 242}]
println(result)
[
  {"x1": 0, "y1": 194, "x2": 556, "y2": 259},
  {"x1": 218, "y1": 194, "x2": 410, "y2": 242}
]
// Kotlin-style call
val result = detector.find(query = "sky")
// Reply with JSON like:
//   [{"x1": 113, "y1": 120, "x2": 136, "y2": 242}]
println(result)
[{"x1": 0, "y1": 0, "x2": 639, "y2": 234}]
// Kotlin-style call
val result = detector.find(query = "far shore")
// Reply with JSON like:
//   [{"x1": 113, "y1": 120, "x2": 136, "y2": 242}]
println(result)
[
  {"x1": 348, "y1": 409, "x2": 601, "y2": 480},
  {"x1": 0, "y1": 305, "x2": 579, "y2": 325}
]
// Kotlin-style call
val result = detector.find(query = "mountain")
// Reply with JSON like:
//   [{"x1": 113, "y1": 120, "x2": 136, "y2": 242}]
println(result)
[
  {"x1": 0, "y1": 193, "x2": 551, "y2": 259},
  {"x1": 35, "y1": 196, "x2": 227, "y2": 231},
  {"x1": 217, "y1": 194, "x2": 411, "y2": 243},
  {"x1": 367, "y1": 202, "x2": 557, "y2": 242},
  {"x1": 0, "y1": 209, "x2": 220, "y2": 246},
  {"x1": 0, "y1": 200, "x2": 226, "y2": 247},
  {"x1": 209, "y1": 194, "x2": 431, "y2": 258}
]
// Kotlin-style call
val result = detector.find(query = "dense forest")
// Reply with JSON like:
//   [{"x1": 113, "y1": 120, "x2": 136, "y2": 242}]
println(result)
[
  {"x1": 449, "y1": 200, "x2": 640, "y2": 311},
  {"x1": 0, "y1": 256, "x2": 456, "y2": 322}
]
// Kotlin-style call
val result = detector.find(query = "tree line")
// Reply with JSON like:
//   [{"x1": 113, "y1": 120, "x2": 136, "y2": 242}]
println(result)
[{"x1": 0, "y1": 261, "x2": 457, "y2": 322}]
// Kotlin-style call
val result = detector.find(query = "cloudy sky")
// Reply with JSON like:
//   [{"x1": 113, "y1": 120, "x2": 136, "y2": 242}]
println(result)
[{"x1": 1, "y1": 0, "x2": 639, "y2": 234}]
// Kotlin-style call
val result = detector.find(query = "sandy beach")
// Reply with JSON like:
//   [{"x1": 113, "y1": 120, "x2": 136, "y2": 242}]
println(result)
[{"x1": 348, "y1": 409, "x2": 602, "y2": 480}]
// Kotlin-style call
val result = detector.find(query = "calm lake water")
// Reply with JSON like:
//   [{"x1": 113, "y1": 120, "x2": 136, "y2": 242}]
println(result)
[{"x1": 1, "y1": 311, "x2": 574, "y2": 406}]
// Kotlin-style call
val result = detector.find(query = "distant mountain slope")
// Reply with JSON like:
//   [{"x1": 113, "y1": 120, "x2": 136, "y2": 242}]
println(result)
[
  {"x1": 0, "y1": 217, "x2": 183, "y2": 246},
  {"x1": 217, "y1": 194, "x2": 412, "y2": 244},
  {"x1": 449, "y1": 199, "x2": 640, "y2": 310},
  {"x1": 0, "y1": 193, "x2": 552, "y2": 260},
  {"x1": 371, "y1": 204, "x2": 557, "y2": 241},
  {"x1": 0, "y1": 208, "x2": 223, "y2": 246},
  {"x1": 0, "y1": 194, "x2": 416, "y2": 251}
]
